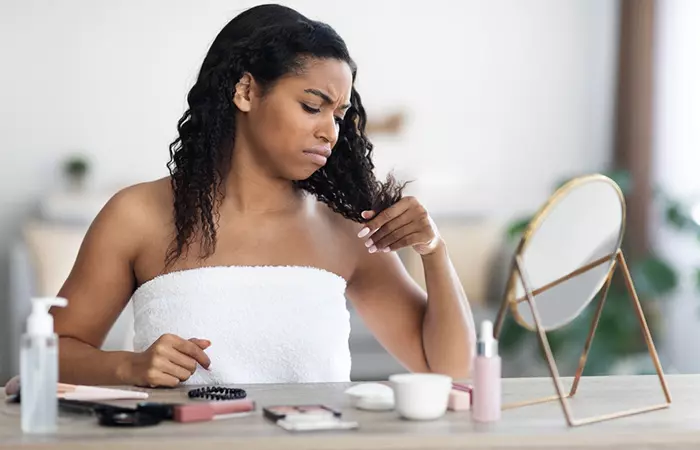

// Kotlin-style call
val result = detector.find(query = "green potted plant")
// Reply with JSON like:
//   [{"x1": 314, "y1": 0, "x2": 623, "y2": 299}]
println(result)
[
  {"x1": 63, "y1": 155, "x2": 90, "y2": 191},
  {"x1": 500, "y1": 170, "x2": 700, "y2": 376}
]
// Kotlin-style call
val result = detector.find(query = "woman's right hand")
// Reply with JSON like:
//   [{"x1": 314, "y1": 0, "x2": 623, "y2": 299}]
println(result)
[{"x1": 121, "y1": 334, "x2": 212, "y2": 387}]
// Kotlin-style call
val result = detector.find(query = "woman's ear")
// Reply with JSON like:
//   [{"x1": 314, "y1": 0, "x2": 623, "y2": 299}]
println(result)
[{"x1": 233, "y1": 72, "x2": 255, "y2": 112}]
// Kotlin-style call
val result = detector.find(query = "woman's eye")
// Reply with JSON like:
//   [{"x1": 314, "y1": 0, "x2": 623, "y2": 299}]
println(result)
[
  {"x1": 301, "y1": 103, "x2": 321, "y2": 114},
  {"x1": 302, "y1": 103, "x2": 343, "y2": 127}
]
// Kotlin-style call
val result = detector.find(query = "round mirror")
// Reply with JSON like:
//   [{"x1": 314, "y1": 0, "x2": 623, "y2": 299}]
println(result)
[{"x1": 504, "y1": 174, "x2": 626, "y2": 331}]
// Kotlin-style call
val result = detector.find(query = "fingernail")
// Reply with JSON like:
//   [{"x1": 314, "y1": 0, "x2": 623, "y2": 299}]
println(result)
[
  {"x1": 382, "y1": 247, "x2": 391, "y2": 253},
  {"x1": 364, "y1": 239, "x2": 373, "y2": 248},
  {"x1": 358, "y1": 227, "x2": 370, "y2": 238},
  {"x1": 368, "y1": 245, "x2": 377, "y2": 253}
]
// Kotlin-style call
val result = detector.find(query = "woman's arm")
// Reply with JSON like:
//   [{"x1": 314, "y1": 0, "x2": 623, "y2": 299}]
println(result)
[
  {"x1": 52, "y1": 187, "x2": 144, "y2": 385},
  {"x1": 345, "y1": 198, "x2": 476, "y2": 379},
  {"x1": 419, "y1": 240, "x2": 476, "y2": 377},
  {"x1": 52, "y1": 184, "x2": 210, "y2": 386}
]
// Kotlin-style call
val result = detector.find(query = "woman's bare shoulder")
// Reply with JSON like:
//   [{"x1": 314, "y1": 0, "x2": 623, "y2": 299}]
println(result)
[
  {"x1": 102, "y1": 178, "x2": 171, "y2": 221},
  {"x1": 315, "y1": 199, "x2": 366, "y2": 240},
  {"x1": 89, "y1": 177, "x2": 172, "y2": 249}
]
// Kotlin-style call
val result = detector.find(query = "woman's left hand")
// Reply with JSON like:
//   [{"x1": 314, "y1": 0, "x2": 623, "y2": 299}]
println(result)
[{"x1": 357, "y1": 196, "x2": 442, "y2": 256}]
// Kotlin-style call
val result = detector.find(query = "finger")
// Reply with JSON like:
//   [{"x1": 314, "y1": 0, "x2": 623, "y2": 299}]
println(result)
[
  {"x1": 383, "y1": 231, "x2": 429, "y2": 252},
  {"x1": 357, "y1": 212, "x2": 374, "y2": 238},
  {"x1": 144, "y1": 368, "x2": 180, "y2": 388},
  {"x1": 373, "y1": 221, "x2": 424, "y2": 251},
  {"x1": 188, "y1": 338, "x2": 211, "y2": 349},
  {"x1": 357, "y1": 200, "x2": 412, "y2": 238},
  {"x1": 154, "y1": 357, "x2": 193, "y2": 382},
  {"x1": 365, "y1": 209, "x2": 415, "y2": 248},
  {"x1": 159, "y1": 374, "x2": 181, "y2": 388},
  {"x1": 164, "y1": 347, "x2": 198, "y2": 374},
  {"x1": 173, "y1": 338, "x2": 212, "y2": 369}
]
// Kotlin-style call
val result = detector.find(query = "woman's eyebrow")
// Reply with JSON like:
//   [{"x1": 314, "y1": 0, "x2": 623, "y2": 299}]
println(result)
[{"x1": 304, "y1": 88, "x2": 351, "y2": 110}]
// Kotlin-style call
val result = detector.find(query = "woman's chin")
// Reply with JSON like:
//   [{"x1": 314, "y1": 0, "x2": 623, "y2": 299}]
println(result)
[
  {"x1": 289, "y1": 166, "x2": 323, "y2": 181},
  {"x1": 295, "y1": 171, "x2": 319, "y2": 181},
  {"x1": 277, "y1": 159, "x2": 326, "y2": 181}
]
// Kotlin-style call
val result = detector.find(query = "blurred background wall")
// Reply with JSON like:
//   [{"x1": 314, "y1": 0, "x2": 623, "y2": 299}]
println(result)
[{"x1": 1, "y1": 0, "x2": 698, "y2": 384}]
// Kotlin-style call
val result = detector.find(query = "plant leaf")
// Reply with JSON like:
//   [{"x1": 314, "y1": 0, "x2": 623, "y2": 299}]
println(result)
[
  {"x1": 665, "y1": 202, "x2": 689, "y2": 230},
  {"x1": 665, "y1": 201, "x2": 700, "y2": 234},
  {"x1": 506, "y1": 216, "x2": 531, "y2": 240},
  {"x1": 630, "y1": 257, "x2": 678, "y2": 298},
  {"x1": 603, "y1": 169, "x2": 632, "y2": 195},
  {"x1": 498, "y1": 315, "x2": 529, "y2": 353}
]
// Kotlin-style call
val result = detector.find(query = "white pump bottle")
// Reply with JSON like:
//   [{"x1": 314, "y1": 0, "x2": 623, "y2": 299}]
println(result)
[{"x1": 20, "y1": 297, "x2": 67, "y2": 434}]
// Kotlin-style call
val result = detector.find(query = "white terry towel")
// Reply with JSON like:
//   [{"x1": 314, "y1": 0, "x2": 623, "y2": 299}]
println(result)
[{"x1": 131, "y1": 265, "x2": 352, "y2": 385}]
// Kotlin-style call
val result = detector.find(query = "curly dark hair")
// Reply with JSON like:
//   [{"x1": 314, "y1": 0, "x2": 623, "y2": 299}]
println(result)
[{"x1": 166, "y1": 4, "x2": 405, "y2": 266}]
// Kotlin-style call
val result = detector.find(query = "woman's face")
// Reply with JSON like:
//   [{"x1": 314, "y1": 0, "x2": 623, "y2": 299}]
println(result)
[{"x1": 235, "y1": 58, "x2": 353, "y2": 180}]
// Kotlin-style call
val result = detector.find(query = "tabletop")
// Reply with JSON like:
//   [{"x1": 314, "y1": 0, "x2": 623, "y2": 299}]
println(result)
[{"x1": 2, "y1": 374, "x2": 699, "y2": 449}]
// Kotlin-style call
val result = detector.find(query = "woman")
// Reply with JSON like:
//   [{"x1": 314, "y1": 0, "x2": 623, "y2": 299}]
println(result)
[{"x1": 52, "y1": 4, "x2": 476, "y2": 387}]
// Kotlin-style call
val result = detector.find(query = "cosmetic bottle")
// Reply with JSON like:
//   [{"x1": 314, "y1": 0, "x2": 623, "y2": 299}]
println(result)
[
  {"x1": 471, "y1": 320, "x2": 501, "y2": 423},
  {"x1": 20, "y1": 297, "x2": 67, "y2": 433}
]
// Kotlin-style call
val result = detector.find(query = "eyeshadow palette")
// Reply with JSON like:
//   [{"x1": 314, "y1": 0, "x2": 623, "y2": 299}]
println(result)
[
  {"x1": 263, "y1": 404, "x2": 357, "y2": 432},
  {"x1": 263, "y1": 404, "x2": 341, "y2": 422}
]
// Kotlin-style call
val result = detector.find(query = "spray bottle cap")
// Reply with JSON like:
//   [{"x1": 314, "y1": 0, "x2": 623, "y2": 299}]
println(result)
[
  {"x1": 477, "y1": 320, "x2": 499, "y2": 358},
  {"x1": 27, "y1": 297, "x2": 67, "y2": 336}
]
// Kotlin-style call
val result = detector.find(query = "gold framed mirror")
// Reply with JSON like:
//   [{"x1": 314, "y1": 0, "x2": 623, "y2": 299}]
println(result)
[{"x1": 493, "y1": 174, "x2": 672, "y2": 427}]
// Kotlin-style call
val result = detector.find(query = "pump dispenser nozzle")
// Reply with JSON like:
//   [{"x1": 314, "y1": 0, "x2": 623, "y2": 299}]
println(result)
[
  {"x1": 476, "y1": 320, "x2": 498, "y2": 358},
  {"x1": 27, "y1": 297, "x2": 67, "y2": 336}
]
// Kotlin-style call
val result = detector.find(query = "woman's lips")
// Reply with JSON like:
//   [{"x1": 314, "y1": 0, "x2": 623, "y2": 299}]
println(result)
[{"x1": 303, "y1": 146, "x2": 332, "y2": 166}]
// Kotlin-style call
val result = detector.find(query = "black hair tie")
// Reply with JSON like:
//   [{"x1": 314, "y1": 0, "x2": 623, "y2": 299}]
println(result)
[{"x1": 187, "y1": 386, "x2": 247, "y2": 401}]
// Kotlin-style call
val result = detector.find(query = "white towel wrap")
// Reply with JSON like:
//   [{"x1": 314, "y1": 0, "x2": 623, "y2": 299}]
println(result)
[{"x1": 131, "y1": 265, "x2": 352, "y2": 385}]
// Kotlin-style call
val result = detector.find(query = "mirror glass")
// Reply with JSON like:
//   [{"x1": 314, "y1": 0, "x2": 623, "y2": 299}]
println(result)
[{"x1": 507, "y1": 176, "x2": 625, "y2": 331}]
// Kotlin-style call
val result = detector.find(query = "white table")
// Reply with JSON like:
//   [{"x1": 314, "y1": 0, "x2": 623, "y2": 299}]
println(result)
[{"x1": 2, "y1": 375, "x2": 698, "y2": 449}]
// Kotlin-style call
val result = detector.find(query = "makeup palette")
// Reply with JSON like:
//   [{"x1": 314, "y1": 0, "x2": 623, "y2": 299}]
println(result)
[{"x1": 263, "y1": 404, "x2": 358, "y2": 432}]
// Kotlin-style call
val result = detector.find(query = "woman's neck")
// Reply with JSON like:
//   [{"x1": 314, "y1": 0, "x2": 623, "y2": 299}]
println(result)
[{"x1": 222, "y1": 144, "x2": 303, "y2": 215}]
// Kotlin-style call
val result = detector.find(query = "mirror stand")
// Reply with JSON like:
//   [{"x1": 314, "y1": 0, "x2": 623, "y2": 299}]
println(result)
[{"x1": 493, "y1": 250, "x2": 673, "y2": 427}]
